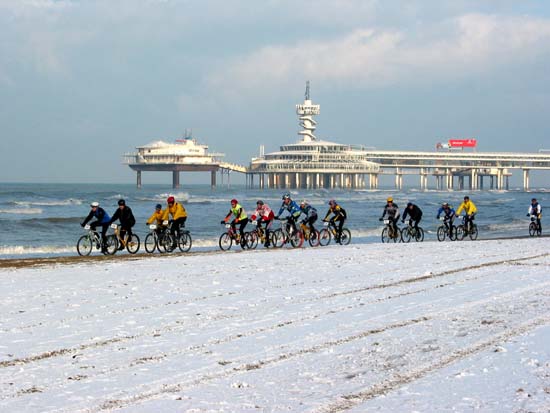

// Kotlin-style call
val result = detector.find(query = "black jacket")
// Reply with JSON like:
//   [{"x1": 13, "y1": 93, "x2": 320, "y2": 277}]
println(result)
[
  {"x1": 402, "y1": 204, "x2": 423, "y2": 221},
  {"x1": 110, "y1": 206, "x2": 136, "y2": 227}
]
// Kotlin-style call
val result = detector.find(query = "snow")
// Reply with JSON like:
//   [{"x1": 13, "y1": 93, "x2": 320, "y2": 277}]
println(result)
[{"x1": 0, "y1": 238, "x2": 549, "y2": 412}]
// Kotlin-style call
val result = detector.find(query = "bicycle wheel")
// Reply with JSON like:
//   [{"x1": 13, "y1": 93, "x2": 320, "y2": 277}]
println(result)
[
  {"x1": 219, "y1": 232, "x2": 232, "y2": 251},
  {"x1": 104, "y1": 234, "x2": 118, "y2": 255},
  {"x1": 393, "y1": 228, "x2": 401, "y2": 243},
  {"x1": 272, "y1": 229, "x2": 284, "y2": 248},
  {"x1": 415, "y1": 227, "x2": 424, "y2": 242},
  {"x1": 144, "y1": 233, "x2": 157, "y2": 253},
  {"x1": 529, "y1": 222, "x2": 537, "y2": 237},
  {"x1": 319, "y1": 228, "x2": 331, "y2": 246},
  {"x1": 126, "y1": 234, "x2": 140, "y2": 254},
  {"x1": 339, "y1": 228, "x2": 351, "y2": 245},
  {"x1": 469, "y1": 225, "x2": 478, "y2": 241},
  {"x1": 401, "y1": 227, "x2": 412, "y2": 243},
  {"x1": 160, "y1": 232, "x2": 176, "y2": 252},
  {"x1": 290, "y1": 230, "x2": 304, "y2": 248},
  {"x1": 308, "y1": 229, "x2": 320, "y2": 247},
  {"x1": 381, "y1": 227, "x2": 390, "y2": 243},
  {"x1": 247, "y1": 231, "x2": 259, "y2": 249},
  {"x1": 449, "y1": 226, "x2": 457, "y2": 241},
  {"x1": 178, "y1": 232, "x2": 192, "y2": 252},
  {"x1": 456, "y1": 225, "x2": 465, "y2": 241},
  {"x1": 436, "y1": 226, "x2": 446, "y2": 242},
  {"x1": 76, "y1": 235, "x2": 93, "y2": 256}
]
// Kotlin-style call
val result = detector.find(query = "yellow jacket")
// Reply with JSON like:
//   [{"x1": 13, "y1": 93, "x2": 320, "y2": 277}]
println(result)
[
  {"x1": 162, "y1": 202, "x2": 187, "y2": 221},
  {"x1": 456, "y1": 200, "x2": 477, "y2": 216},
  {"x1": 146, "y1": 210, "x2": 165, "y2": 225}
]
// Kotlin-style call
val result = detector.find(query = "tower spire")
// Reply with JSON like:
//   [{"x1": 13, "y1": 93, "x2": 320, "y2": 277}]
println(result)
[{"x1": 295, "y1": 81, "x2": 320, "y2": 142}]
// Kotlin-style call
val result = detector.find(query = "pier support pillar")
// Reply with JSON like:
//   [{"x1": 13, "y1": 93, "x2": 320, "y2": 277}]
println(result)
[
  {"x1": 136, "y1": 171, "x2": 142, "y2": 189},
  {"x1": 172, "y1": 171, "x2": 180, "y2": 189},
  {"x1": 523, "y1": 169, "x2": 530, "y2": 191},
  {"x1": 211, "y1": 170, "x2": 216, "y2": 188},
  {"x1": 470, "y1": 169, "x2": 477, "y2": 190}
]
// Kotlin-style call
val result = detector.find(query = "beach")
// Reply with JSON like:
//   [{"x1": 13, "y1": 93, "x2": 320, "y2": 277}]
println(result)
[{"x1": 1, "y1": 237, "x2": 549, "y2": 412}]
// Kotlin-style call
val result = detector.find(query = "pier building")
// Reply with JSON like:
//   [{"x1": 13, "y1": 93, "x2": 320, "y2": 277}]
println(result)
[
  {"x1": 123, "y1": 133, "x2": 246, "y2": 188},
  {"x1": 123, "y1": 85, "x2": 550, "y2": 190},
  {"x1": 246, "y1": 83, "x2": 550, "y2": 191}
]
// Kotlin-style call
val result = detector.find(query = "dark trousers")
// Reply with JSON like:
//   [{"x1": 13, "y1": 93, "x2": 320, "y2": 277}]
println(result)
[
  {"x1": 257, "y1": 219, "x2": 273, "y2": 243},
  {"x1": 303, "y1": 215, "x2": 318, "y2": 234},
  {"x1": 407, "y1": 217, "x2": 421, "y2": 231},
  {"x1": 232, "y1": 218, "x2": 249, "y2": 241},
  {"x1": 90, "y1": 221, "x2": 109, "y2": 245},
  {"x1": 171, "y1": 217, "x2": 187, "y2": 239}
]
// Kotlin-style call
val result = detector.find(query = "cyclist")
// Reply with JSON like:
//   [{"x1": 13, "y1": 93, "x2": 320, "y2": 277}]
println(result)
[
  {"x1": 456, "y1": 196, "x2": 477, "y2": 232},
  {"x1": 323, "y1": 199, "x2": 347, "y2": 243},
  {"x1": 81, "y1": 201, "x2": 111, "y2": 252},
  {"x1": 109, "y1": 199, "x2": 136, "y2": 250},
  {"x1": 436, "y1": 202, "x2": 456, "y2": 229},
  {"x1": 299, "y1": 200, "x2": 318, "y2": 237},
  {"x1": 276, "y1": 193, "x2": 302, "y2": 234},
  {"x1": 527, "y1": 198, "x2": 542, "y2": 233},
  {"x1": 146, "y1": 203, "x2": 165, "y2": 234},
  {"x1": 222, "y1": 199, "x2": 248, "y2": 246},
  {"x1": 401, "y1": 202, "x2": 423, "y2": 231},
  {"x1": 162, "y1": 196, "x2": 188, "y2": 242},
  {"x1": 379, "y1": 197, "x2": 400, "y2": 235},
  {"x1": 250, "y1": 200, "x2": 274, "y2": 247}
]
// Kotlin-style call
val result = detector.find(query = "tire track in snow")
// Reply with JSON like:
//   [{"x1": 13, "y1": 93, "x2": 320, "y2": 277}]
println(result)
[
  {"x1": 1, "y1": 253, "x2": 546, "y2": 370},
  {"x1": 54, "y1": 281, "x2": 550, "y2": 412},
  {"x1": 315, "y1": 315, "x2": 550, "y2": 413}
]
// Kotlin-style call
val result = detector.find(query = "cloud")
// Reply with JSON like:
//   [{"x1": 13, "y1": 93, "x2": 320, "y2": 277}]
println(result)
[{"x1": 205, "y1": 13, "x2": 550, "y2": 97}]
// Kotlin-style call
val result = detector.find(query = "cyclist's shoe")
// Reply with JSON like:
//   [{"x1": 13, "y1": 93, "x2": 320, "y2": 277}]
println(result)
[
  {"x1": 264, "y1": 240, "x2": 270, "y2": 247},
  {"x1": 117, "y1": 244, "x2": 124, "y2": 251}
]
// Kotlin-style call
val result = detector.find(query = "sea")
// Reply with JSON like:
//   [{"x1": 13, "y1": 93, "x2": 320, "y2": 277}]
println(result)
[{"x1": 0, "y1": 182, "x2": 547, "y2": 259}]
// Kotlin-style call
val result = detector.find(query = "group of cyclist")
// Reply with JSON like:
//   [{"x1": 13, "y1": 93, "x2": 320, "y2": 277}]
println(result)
[
  {"x1": 221, "y1": 194, "x2": 348, "y2": 247},
  {"x1": 81, "y1": 194, "x2": 542, "y2": 252},
  {"x1": 379, "y1": 195, "x2": 479, "y2": 235}
]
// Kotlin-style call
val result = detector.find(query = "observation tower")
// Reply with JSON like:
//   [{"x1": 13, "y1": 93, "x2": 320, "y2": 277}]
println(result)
[{"x1": 248, "y1": 82, "x2": 380, "y2": 189}]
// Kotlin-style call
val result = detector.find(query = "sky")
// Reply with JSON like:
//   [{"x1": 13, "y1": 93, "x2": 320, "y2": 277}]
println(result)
[{"x1": 1, "y1": 0, "x2": 550, "y2": 184}]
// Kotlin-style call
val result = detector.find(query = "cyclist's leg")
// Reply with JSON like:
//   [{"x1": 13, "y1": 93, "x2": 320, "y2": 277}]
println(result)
[
  {"x1": 415, "y1": 217, "x2": 421, "y2": 231},
  {"x1": 337, "y1": 219, "x2": 344, "y2": 241},
  {"x1": 100, "y1": 223, "x2": 109, "y2": 250},
  {"x1": 239, "y1": 218, "x2": 248, "y2": 243},
  {"x1": 309, "y1": 215, "x2": 318, "y2": 234}
]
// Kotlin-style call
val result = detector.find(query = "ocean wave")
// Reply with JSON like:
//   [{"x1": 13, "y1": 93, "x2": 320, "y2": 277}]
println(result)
[
  {"x1": 0, "y1": 245, "x2": 75, "y2": 256},
  {"x1": 0, "y1": 208, "x2": 43, "y2": 215},
  {"x1": 19, "y1": 216, "x2": 82, "y2": 224},
  {"x1": 13, "y1": 198, "x2": 83, "y2": 207}
]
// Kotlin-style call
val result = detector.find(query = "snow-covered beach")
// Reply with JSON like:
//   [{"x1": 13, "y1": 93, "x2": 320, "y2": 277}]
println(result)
[{"x1": 1, "y1": 238, "x2": 549, "y2": 412}]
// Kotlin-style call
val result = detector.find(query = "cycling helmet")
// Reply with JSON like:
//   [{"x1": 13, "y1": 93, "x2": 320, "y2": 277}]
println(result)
[
  {"x1": 118, "y1": 199, "x2": 126, "y2": 206},
  {"x1": 387, "y1": 197, "x2": 393, "y2": 202},
  {"x1": 155, "y1": 203, "x2": 162, "y2": 210},
  {"x1": 300, "y1": 199, "x2": 307, "y2": 206},
  {"x1": 90, "y1": 201, "x2": 99, "y2": 207},
  {"x1": 282, "y1": 193, "x2": 291, "y2": 200},
  {"x1": 230, "y1": 198, "x2": 238, "y2": 204},
  {"x1": 256, "y1": 200, "x2": 264, "y2": 206},
  {"x1": 407, "y1": 202, "x2": 413, "y2": 207},
  {"x1": 167, "y1": 196, "x2": 175, "y2": 203},
  {"x1": 442, "y1": 202, "x2": 449, "y2": 207},
  {"x1": 328, "y1": 199, "x2": 336, "y2": 205},
  {"x1": 464, "y1": 196, "x2": 470, "y2": 201},
  {"x1": 531, "y1": 198, "x2": 537, "y2": 202}
]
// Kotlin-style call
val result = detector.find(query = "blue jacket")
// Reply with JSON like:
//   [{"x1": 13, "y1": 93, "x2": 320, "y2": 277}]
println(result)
[
  {"x1": 278, "y1": 200, "x2": 301, "y2": 219},
  {"x1": 83, "y1": 207, "x2": 111, "y2": 225},
  {"x1": 436, "y1": 206, "x2": 456, "y2": 219}
]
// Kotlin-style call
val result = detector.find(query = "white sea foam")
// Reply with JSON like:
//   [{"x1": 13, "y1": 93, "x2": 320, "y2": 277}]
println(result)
[
  {"x1": 0, "y1": 245, "x2": 74, "y2": 256},
  {"x1": 0, "y1": 208, "x2": 43, "y2": 215},
  {"x1": 157, "y1": 192, "x2": 190, "y2": 202},
  {"x1": 14, "y1": 198, "x2": 82, "y2": 206}
]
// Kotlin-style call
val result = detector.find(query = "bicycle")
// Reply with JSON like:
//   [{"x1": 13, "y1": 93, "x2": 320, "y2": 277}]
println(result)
[
  {"x1": 144, "y1": 223, "x2": 171, "y2": 253},
  {"x1": 247, "y1": 221, "x2": 276, "y2": 249},
  {"x1": 455, "y1": 216, "x2": 478, "y2": 241},
  {"x1": 272, "y1": 218, "x2": 304, "y2": 248},
  {"x1": 381, "y1": 219, "x2": 401, "y2": 243},
  {"x1": 528, "y1": 215, "x2": 542, "y2": 237},
  {"x1": 157, "y1": 220, "x2": 193, "y2": 253},
  {"x1": 319, "y1": 220, "x2": 351, "y2": 246},
  {"x1": 106, "y1": 224, "x2": 140, "y2": 254},
  {"x1": 300, "y1": 221, "x2": 320, "y2": 247},
  {"x1": 76, "y1": 224, "x2": 116, "y2": 256},
  {"x1": 219, "y1": 223, "x2": 248, "y2": 251},
  {"x1": 436, "y1": 217, "x2": 457, "y2": 241},
  {"x1": 401, "y1": 221, "x2": 424, "y2": 242}
]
